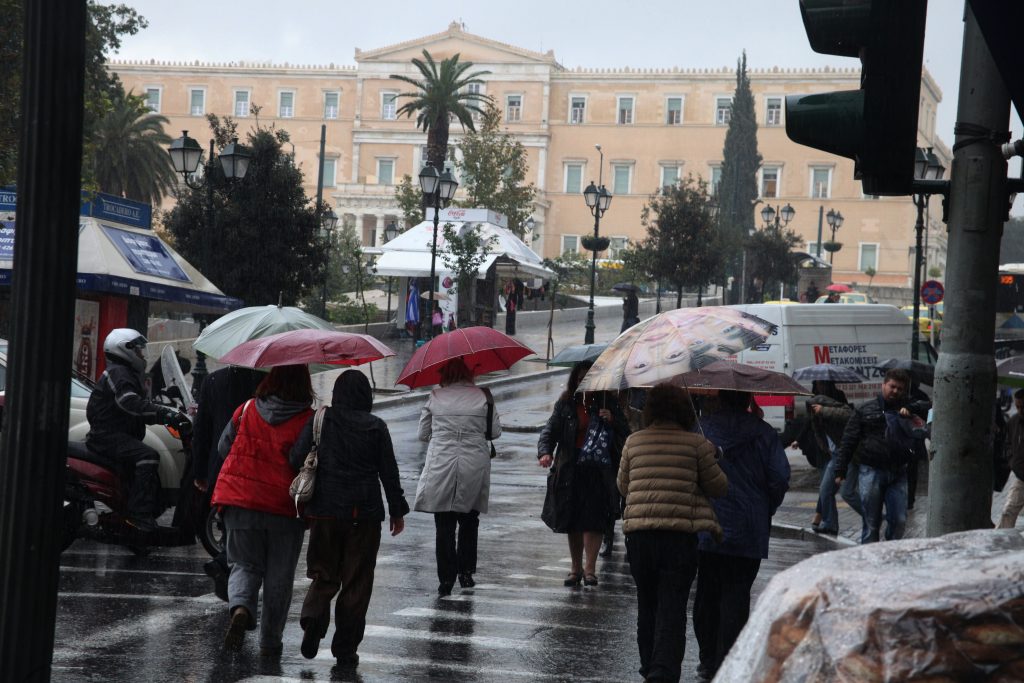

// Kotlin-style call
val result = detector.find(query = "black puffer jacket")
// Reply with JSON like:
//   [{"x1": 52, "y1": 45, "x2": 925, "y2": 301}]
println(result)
[
  {"x1": 289, "y1": 370, "x2": 409, "y2": 521},
  {"x1": 835, "y1": 395, "x2": 927, "y2": 478},
  {"x1": 86, "y1": 357, "x2": 171, "y2": 441}
]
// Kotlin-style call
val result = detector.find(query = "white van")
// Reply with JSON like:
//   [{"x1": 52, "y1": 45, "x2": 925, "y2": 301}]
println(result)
[{"x1": 729, "y1": 304, "x2": 921, "y2": 433}]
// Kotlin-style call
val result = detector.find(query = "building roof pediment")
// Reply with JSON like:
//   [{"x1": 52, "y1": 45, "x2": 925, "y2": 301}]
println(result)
[{"x1": 355, "y1": 21, "x2": 560, "y2": 68}]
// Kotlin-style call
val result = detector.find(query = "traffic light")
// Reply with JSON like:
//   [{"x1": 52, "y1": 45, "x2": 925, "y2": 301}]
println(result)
[{"x1": 786, "y1": 0, "x2": 929, "y2": 196}]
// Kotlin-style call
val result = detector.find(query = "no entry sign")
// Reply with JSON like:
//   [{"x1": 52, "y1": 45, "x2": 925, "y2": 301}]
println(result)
[{"x1": 921, "y1": 280, "x2": 944, "y2": 305}]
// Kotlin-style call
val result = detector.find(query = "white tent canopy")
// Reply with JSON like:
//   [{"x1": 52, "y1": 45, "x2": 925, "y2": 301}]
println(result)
[{"x1": 368, "y1": 208, "x2": 552, "y2": 280}]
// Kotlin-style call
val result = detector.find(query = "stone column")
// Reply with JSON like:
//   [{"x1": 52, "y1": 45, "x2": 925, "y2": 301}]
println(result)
[{"x1": 375, "y1": 214, "x2": 385, "y2": 248}]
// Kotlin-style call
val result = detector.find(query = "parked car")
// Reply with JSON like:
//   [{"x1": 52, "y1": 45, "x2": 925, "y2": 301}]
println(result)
[{"x1": 900, "y1": 305, "x2": 942, "y2": 336}]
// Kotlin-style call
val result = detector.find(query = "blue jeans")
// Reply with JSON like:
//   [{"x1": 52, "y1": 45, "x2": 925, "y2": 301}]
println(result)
[
  {"x1": 817, "y1": 453, "x2": 863, "y2": 533},
  {"x1": 857, "y1": 464, "x2": 908, "y2": 544}
]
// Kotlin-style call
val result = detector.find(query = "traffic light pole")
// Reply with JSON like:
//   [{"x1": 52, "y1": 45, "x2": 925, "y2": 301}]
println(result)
[
  {"x1": 910, "y1": 194, "x2": 926, "y2": 360},
  {"x1": 927, "y1": 4, "x2": 1010, "y2": 536}
]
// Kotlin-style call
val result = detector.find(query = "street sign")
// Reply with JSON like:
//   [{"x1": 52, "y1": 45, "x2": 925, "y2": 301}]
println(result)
[{"x1": 921, "y1": 279, "x2": 944, "y2": 305}]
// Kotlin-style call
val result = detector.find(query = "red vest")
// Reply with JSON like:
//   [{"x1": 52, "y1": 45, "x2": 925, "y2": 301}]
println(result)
[{"x1": 212, "y1": 400, "x2": 313, "y2": 517}]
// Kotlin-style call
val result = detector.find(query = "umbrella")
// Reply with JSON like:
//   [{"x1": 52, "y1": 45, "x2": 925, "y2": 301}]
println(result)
[
  {"x1": 792, "y1": 364, "x2": 866, "y2": 384},
  {"x1": 826, "y1": 283, "x2": 852, "y2": 293},
  {"x1": 577, "y1": 306, "x2": 777, "y2": 392},
  {"x1": 547, "y1": 343, "x2": 608, "y2": 367},
  {"x1": 662, "y1": 360, "x2": 811, "y2": 395},
  {"x1": 874, "y1": 358, "x2": 934, "y2": 386},
  {"x1": 997, "y1": 356, "x2": 1024, "y2": 388},
  {"x1": 421, "y1": 291, "x2": 450, "y2": 300},
  {"x1": 612, "y1": 282, "x2": 641, "y2": 293},
  {"x1": 194, "y1": 305, "x2": 335, "y2": 360},
  {"x1": 395, "y1": 327, "x2": 535, "y2": 388},
  {"x1": 218, "y1": 329, "x2": 395, "y2": 368}
]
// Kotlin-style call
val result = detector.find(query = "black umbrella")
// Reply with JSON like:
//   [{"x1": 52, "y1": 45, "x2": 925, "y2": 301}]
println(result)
[
  {"x1": 874, "y1": 358, "x2": 934, "y2": 386},
  {"x1": 612, "y1": 282, "x2": 641, "y2": 292}
]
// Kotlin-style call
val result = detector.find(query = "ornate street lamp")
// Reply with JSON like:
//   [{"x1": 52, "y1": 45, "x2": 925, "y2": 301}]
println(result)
[
  {"x1": 582, "y1": 181, "x2": 612, "y2": 344},
  {"x1": 319, "y1": 208, "x2": 339, "y2": 319},
  {"x1": 419, "y1": 166, "x2": 458, "y2": 340},
  {"x1": 748, "y1": 203, "x2": 796, "y2": 303},
  {"x1": 382, "y1": 220, "x2": 400, "y2": 323},
  {"x1": 824, "y1": 208, "x2": 845, "y2": 264},
  {"x1": 911, "y1": 147, "x2": 946, "y2": 359}
]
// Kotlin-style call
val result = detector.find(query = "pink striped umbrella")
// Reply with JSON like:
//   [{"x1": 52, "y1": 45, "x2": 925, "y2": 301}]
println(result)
[
  {"x1": 218, "y1": 329, "x2": 395, "y2": 368},
  {"x1": 395, "y1": 327, "x2": 535, "y2": 388}
]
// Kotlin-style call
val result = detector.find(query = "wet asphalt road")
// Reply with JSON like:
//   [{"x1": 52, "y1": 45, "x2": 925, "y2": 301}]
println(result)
[{"x1": 52, "y1": 375, "x2": 822, "y2": 682}]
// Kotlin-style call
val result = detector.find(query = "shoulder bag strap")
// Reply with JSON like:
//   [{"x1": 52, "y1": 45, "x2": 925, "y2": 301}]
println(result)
[
  {"x1": 312, "y1": 407, "x2": 326, "y2": 449},
  {"x1": 481, "y1": 387, "x2": 495, "y2": 440}
]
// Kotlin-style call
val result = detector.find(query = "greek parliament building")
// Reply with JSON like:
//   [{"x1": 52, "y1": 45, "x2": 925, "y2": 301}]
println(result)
[{"x1": 112, "y1": 22, "x2": 949, "y2": 289}]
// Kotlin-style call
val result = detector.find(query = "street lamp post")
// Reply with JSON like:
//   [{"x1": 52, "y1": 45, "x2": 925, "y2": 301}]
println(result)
[
  {"x1": 318, "y1": 208, "x2": 339, "y2": 319},
  {"x1": 418, "y1": 166, "x2": 458, "y2": 341},
  {"x1": 911, "y1": 147, "x2": 946, "y2": 359},
  {"x1": 752, "y1": 203, "x2": 796, "y2": 303},
  {"x1": 167, "y1": 130, "x2": 251, "y2": 395},
  {"x1": 383, "y1": 220, "x2": 400, "y2": 323},
  {"x1": 824, "y1": 208, "x2": 845, "y2": 265},
  {"x1": 582, "y1": 181, "x2": 612, "y2": 344}
]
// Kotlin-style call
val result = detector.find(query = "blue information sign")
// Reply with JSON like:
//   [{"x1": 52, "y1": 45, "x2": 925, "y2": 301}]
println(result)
[
  {"x1": 0, "y1": 222, "x2": 13, "y2": 260},
  {"x1": 921, "y1": 279, "x2": 944, "y2": 305},
  {"x1": 102, "y1": 224, "x2": 191, "y2": 282}
]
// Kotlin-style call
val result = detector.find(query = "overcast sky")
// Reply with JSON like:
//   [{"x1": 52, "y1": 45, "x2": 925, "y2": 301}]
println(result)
[{"x1": 112, "y1": 0, "x2": 1020, "y2": 159}]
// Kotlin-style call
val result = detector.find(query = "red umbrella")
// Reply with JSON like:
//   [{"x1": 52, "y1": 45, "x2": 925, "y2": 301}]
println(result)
[
  {"x1": 826, "y1": 283, "x2": 852, "y2": 293},
  {"x1": 395, "y1": 327, "x2": 536, "y2": 388},
  {"x1": 218, "y1": 329, "x2": 395, "y2": 368}
]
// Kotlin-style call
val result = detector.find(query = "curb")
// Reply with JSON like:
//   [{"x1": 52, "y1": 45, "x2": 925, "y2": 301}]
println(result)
[
  {"x1": 372, "y1": 366, "x2": 570, "y2": 411},
  {"x1": 770, "y1": 521, "x2": 858, "y2": 549}
]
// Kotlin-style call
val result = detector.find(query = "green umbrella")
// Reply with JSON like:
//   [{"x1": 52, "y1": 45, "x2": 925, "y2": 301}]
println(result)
[
  {"x1": 547, "y1": 343, "x2": 608, "y2": 367},
  {"x1": 194, "y1": 305, "x2": 335, "y2": 360}
]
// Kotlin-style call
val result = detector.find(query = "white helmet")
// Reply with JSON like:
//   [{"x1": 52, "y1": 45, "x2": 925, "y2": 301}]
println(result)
[{"x1": 103, "y1": 328, "x2": 148, "y2": 372}]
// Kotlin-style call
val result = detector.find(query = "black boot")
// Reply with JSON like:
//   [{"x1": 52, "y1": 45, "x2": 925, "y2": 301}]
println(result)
[{"x1": 600, "y1": 529, "x2": 614, "y2": 557}]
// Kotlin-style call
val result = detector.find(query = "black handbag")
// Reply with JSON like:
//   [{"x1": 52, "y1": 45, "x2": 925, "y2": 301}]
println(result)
[{"x1": 482, "y1": 387, "x2": 497, "y2": 459}]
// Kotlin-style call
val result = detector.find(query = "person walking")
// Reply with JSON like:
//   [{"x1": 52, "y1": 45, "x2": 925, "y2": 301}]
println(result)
[
  {"x1": 834, "y1": 369, "x2": 927, "y2": 543},
  {"x1": 291, "y1": 370, "x2": 409, "y2": 666},
  {"x1": 621, "y1": 289, "x2": 640, "y2": 332},
  {"x1": 694, "y1": 390, "x2": 790, "y2": 681},
  {"x1": 414, "y1": 358, "x2": 501, "y2": 596},
  {"x1": 618, "y1": 383, "x2": 728, "y2": 683},
  {"x1": 538, "y1": 361, "x2": 630, "y2": 587},
  {"x1": 804, "y1": 281, "x2": 820, "y2": 303},
  {"x1": 212, "y1": 364, "x2": 314, "y2": 656},
  {"x1": 806, "y1": 381, "x2": 855, "y2": 536},
  {"x1": 997, "y1": 388, "x2": 1024, "y2": 529}
]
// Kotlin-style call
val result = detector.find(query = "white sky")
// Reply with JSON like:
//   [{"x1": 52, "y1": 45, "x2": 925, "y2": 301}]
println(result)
[{"x1": 111, "y1": 0, "x2": 1021, "y2": 174}]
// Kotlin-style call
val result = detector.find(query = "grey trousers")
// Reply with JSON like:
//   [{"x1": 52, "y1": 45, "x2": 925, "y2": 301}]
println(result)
[{"x1": 223, "y1": 506, "x2": 305, "y2": 649}]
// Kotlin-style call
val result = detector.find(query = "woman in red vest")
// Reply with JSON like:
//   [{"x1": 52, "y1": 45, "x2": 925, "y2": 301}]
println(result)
[{"x1": 213, "y1": 364, "x2": 314, "y2": 657}]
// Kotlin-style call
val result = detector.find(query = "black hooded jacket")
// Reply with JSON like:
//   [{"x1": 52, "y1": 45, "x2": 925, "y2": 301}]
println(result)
[{"x1": 289, "y1": 370, "x2": 409, "y2": 521}]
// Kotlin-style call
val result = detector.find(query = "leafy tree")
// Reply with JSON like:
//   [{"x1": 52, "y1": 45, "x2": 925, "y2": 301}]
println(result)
[
  {"x1": 928, "y1": 265, "x2": 943, "y2": 279},
  {"x1": 90, "y1": 90, "x2": 176, "y2": 205},
  {"x1": 641, "y1": 174, "x2": 724, "y2": 308},
  {"x1": 441, "y1": 222, "x2": 497, "y2": 324},
  {"x1": 390, "y1": 50, "x2": 491, "y2": 172},
  {"x1": 455, "y1": 103, "x2": 536, "y2": 236},
  {"x1": 299, "y1": 217, "x2": 364, "y2": 320},
  {"x1": 0, "y1": 1, "x2": 148, "y2": 185},
  {"x1": 541, "y1": 254, "x2": 590, "y2": 357},
  {"x1": 863, "y1": 266, "x2": 877, "y2": 294},
  {"x1": 747, "y1": 222, "x2": 802, "y2": 303},
  {"x1": 163, "y1": 117, "x2": 325, "y2": 307},
  {"x1": 717, "y1": 51, "x2": 762, "y2": 302},
  {"x1": 620, "y1": 242, "x2": 656, "y2": 287},
  {"x1": 394, "y1": 174, "x2": 424, "y2": 229}
]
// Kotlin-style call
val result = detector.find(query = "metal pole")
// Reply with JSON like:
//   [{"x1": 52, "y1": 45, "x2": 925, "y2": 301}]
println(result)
[
  {"x1": 0, "y1": 0, "x2": 87, "y2": 677},
  {"x1": 816, "y1": 205, "x2": 824, "y2": 259},
  {"x1": 740, "y1": 248, "x2": 747, "y2": 305},
  {"x1": 316, "y1": 125, "x2": 327, "y2": 319},
  {"x1": 584, "y1": 209, "x2": 599, "y2": 344},
  {"x1": 829, "y1": 225, "x2": 837, "y2": 265},
  {"x1": 426, "y1": 194, "x2": 440, "y2": 340},
  {"x1": 191, "y1": 139, "x2": 216, "y2": 393},
  {"x1": 927, "y1": 3, "x2": 1009, "y2": 536},
  {"x1": 911, "y1": 195, "x2": 925, "y2": 360}
]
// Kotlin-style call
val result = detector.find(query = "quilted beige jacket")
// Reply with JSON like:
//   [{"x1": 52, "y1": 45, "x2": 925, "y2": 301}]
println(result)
[{"x1": 617, "y1": 421, "x2": 728, "y2": 537}]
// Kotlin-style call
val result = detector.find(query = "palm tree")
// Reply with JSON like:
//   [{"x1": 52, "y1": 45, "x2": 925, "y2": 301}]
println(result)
[
  {"x1": 390, "y1": 50, "x2": 491, "y2": 172},
  {"x1": 91, "y1": 91, "x2": 177, "y2": 206}
]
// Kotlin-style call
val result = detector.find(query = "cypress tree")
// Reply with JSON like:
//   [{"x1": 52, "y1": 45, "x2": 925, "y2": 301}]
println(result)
[{"x1": 717, "y1": 51, "x2": 762, "y2": 303}]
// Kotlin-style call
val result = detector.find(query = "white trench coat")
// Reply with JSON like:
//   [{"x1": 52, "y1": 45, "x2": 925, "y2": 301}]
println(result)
[{"x1": 414, "y1": 381, "x2": 502, "y2": 514}]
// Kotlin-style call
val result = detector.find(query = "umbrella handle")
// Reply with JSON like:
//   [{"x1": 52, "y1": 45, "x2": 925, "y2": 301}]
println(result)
[{"x1": 678, "y1": 375, "x2": 706, "y2": 438}]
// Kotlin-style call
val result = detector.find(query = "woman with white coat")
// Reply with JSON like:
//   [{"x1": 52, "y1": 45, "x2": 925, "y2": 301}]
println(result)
[{"x1": 415, "y1": 358, "x2": 501, "y2": 596}]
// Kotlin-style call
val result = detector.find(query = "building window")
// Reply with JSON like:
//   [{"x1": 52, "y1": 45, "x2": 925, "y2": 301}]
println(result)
[
  {"x1": 234, "y1": 90, "x2": 250, "y2": 117},
  {"x1": 570, "y1": 96, "x2": 586, "y2": 124},
  {"x1": 505, "y1": 94, "x2": 522, "y2": 122},
  {"x1": 811, "y1": 167, "x2": 832, "y2": 198},
  {"x1": 618, "y1": 96, "x2": 634, "y2": 125},
  {"x1": 466, "y1": 83, "x2": 483, "y2": 120},
  {"x1": 806, "y1": 241, "x2": 822, "y2": 258},
  {"x1": 766, "y1": 97, "x2": 782, "y2": 126},
  {"x1": 612, "y1": 164, "x2": 632, "y2": 195},
  {"x1": 710, "y1": 166, "x2": 722, "y2": 195},
  {"x1": 278, "y1": 91, "x2": 294, "y2": 118},
  {"x1": 420, "y1": 144, "x2": 457, "y2": 173},
  {"x1": 189, "y1": 88, "x2": 205, "y2": 116},
  {"x1": 761, "y1": 166, "x2": 780, "y2": 198},
  {"x1": 377, "y1": 158, "x2": 394, "y2": 186},
  {"x1": 562, "y1": 235, "x2": 579, "y2": 255},
  {"x1": 661, "y1": 165, "x2": 680, "y2": 189},
  {"x1": 324, "y1": 92, "x2": 339, "y2": 119},
  {"x1": 609, "y1": 236, "x2": 628, "y2": 260},
  {"x1": 145, "y1": 87, "x2": 161, "y2": 113},
  {"x1": 381, "y1": 92, "x2": 397, "y2": 120},
  {"x1": 716, "y1": 97, "x2": 732, "y2": 125},
  {"x1": 565, "y1": 163, "x2": 583, "y2": 194},
  {"x1": 859, "y1": 243, "x2": 879, "y2": 271},
  {"x1": 666, "y1": 97, "x2": 682, "y2": 125},
  {"x1": 321, "y1": 159, "x2": 336, "y2": 187}
]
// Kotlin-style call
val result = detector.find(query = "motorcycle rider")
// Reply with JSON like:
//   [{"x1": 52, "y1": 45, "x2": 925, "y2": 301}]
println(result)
[{"x1": 86, "y1": 328, "x2": 185, "y2": 532}]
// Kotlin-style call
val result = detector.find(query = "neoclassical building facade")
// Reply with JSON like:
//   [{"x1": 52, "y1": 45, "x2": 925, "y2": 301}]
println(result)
[{"x1": 113, "y1": 22, "x2": 949, "y2": 288}]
